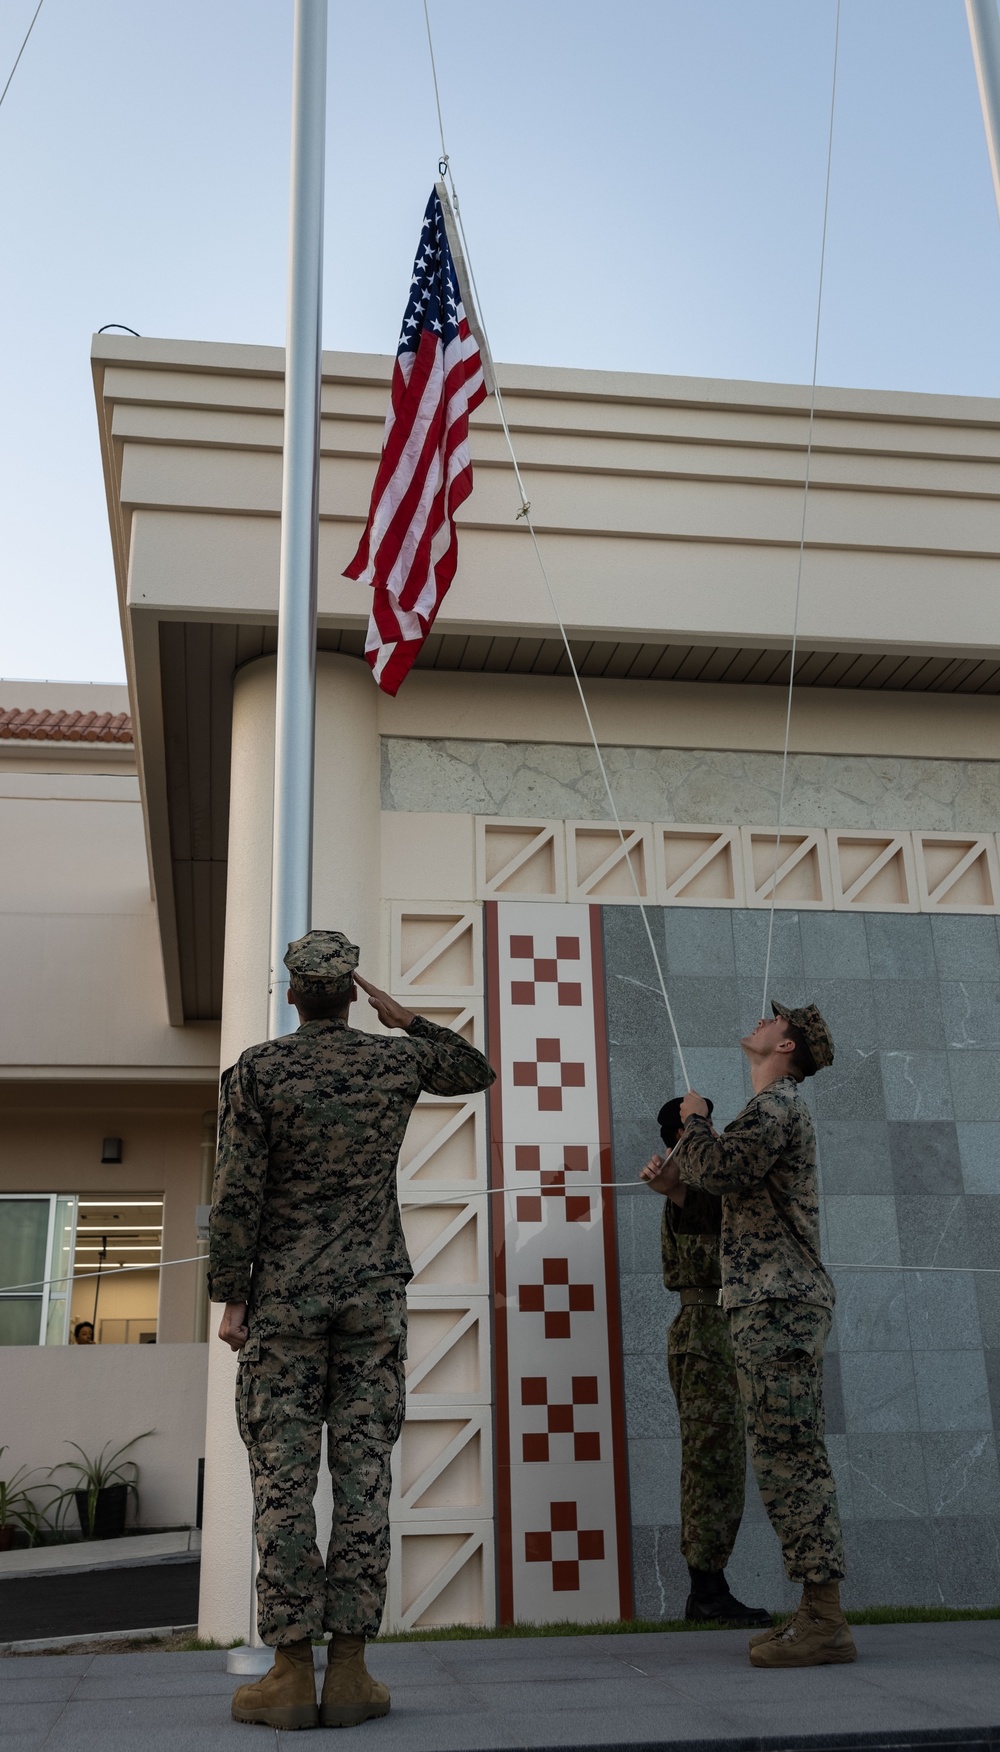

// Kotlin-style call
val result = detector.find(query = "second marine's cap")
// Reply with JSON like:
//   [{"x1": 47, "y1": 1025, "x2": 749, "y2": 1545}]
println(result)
[
  {"x1": 284, "y1": 929, "x2": 360, "y2": 995},
  {"x1": 771, "y1": 1000, "x2": 834, "y2": 1074}
]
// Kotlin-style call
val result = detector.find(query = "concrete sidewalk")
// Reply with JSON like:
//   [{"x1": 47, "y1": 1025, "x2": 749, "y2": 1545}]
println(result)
[
  {"x1": 0, "y1": 1530, "x2": 201, "y2": 1582},
  {"x1": 1, "y1": 1621, "x2": 998, "y2": 1752}
]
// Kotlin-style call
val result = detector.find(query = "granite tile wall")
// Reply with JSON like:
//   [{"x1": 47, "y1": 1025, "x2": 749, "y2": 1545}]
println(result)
[{"x1": 603, "y1": 904, "x2": 1000, "y2": 1612}]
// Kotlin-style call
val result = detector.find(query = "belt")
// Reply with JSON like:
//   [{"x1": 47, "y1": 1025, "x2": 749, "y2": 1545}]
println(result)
[{"x1": 679, "y1": 1287, "x2": 723, "y2": 1308}]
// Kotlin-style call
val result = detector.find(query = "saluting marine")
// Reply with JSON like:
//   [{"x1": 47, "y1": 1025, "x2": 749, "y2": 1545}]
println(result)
[
  {"x1": 209, "y1": 929, "x2": 495, "y2": 1730},
  {"x1": 641, "y1": 1096, "x2": 770, "y2": 1630},
  {"x1": 660, "y1": 1000, "x2": 855, "y2": 1669}
]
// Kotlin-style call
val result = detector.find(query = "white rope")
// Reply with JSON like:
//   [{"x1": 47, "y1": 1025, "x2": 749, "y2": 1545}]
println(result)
[
  {"x1": 421, "y1": 4, "x2": 690, "y2": 1087},
  {"x1": 760, "y1": 0, "x2": 842, "y2": 1016},
  {"x1": 3, "y1": 1236, "x2": 997, "y2": 1297},
  {"x1": 0, "y1": 0, "x2": 45, "y2": 114}
]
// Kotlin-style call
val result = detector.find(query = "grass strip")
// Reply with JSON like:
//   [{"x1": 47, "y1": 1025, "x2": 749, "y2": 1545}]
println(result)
[{"x1": 375, "y1": 1605, "x2": 1000, "y2": 1643}]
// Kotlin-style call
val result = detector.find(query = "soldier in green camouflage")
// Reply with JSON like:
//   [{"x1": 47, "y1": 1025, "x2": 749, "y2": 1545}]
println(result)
[
  {"x1": 209, "y1": 929, "x2": 495, "y2": 1729},
  {"x1": 640, "y1": 1096, "x2": 770, "y2": 1630},
  {"x1": 659, "y1": 1000, "x2": 856, "y2": 1670}
]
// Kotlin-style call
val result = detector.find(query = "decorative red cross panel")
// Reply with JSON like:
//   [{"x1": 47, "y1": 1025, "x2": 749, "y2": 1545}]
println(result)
[
  {"x1": 520, "y1": 1375, "x2": 601, "y2": 1463},
  {"x1": 525, "y1": 1500, "x2": 606, "y2": 1592},
  {"x1": 517, "y1": 1256, "x2": 596, "y2": 1339},
  {"x1": 514, "y1": 1143, "x2": 593, "y2": 1224},
  {"x1": 511, "y1": 1038, "x2": 586, "y2": 1112},
  {"x1": 509, "y1": 933, "x2": 583, "y2": 1009}
]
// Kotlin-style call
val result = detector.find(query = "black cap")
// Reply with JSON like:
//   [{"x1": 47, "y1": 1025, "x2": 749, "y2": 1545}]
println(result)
[{"x1": 657, "y1": 1094, "x2": 713, "y2": 1148}]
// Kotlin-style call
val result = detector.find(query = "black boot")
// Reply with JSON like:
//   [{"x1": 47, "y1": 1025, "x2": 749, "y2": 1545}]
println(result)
[{"x1": 685, "y1": 1567, "x2": 773, "y2": 1629}]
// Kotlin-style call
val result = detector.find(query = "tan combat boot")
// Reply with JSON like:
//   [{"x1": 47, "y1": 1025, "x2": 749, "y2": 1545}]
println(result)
[
  {"x1": 231, "y1": 1639, "x2": 319, "y2": 1728},
  {"x1": 320, "y1": 1632, "x2": 391, "y2": 1729},
  {"x1": 749, "y1": 1580, "x2": 857, "y2": 1668},
  {"x1": 748, "y1": 1591, "x2": 812, "y2": 1650}
]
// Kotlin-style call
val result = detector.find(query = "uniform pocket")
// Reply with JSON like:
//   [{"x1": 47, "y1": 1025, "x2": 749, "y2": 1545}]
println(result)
[
  {"x1": 235, "y1": 1332, "x2": 262, "y2": 1449},
  {"x1": 757, "y1": 1357, "x2": 820, "y2": 1450}
]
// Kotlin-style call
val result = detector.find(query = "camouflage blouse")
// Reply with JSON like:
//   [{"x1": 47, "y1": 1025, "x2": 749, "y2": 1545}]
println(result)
[
  {"x1": 660, "y1": 1189, "x2": 724, "y2": 1292},
  {"x1": 673, "y1": 1077, "x2": 834, "y2": 1312},
  {"x1": 208, "y1": 1016, "x2": 495, "y2": 1308}
]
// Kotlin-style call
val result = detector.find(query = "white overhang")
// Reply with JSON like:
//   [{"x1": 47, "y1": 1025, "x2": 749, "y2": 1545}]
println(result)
[{"x1": 92, "y1": 335, "x2": 1000, "y2": 1024}]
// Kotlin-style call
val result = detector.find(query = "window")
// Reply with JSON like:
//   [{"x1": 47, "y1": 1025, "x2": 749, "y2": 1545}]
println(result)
[{"x1": 0, "y1": 1196, "x2": 78, "y2": 1346}]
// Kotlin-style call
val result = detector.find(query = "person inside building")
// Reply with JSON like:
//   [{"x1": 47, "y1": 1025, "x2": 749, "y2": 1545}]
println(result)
[
  {"x1": 73, "y1": 1321, "x2": 95, "y2": 1345},
  {"x1": 654, "y1": 1001, "x2": 853, "y2": 1669},
  {"x1": 640, "y1": 1095, "x2": 771, "y2": 1630},
  {"x1": 209, "y1": 929, "x2": 496, "y2": 1731}
]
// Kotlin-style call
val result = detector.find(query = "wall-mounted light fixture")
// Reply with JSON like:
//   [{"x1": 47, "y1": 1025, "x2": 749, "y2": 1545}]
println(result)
[{"x1": 100, "y1": 1137, "x2": 123, "y2": 1164}]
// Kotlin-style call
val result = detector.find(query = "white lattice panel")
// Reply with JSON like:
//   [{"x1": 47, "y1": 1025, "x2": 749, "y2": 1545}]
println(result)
[
  {"x1": 566, "y1": 821, "x2": 653, "y2": 903},
  {"x1": 384, "y1": 901, "x2": 495, "y2": 1630},
  {"x1": 741, "y1": 827, "x2": 832, "y2": 910},
  {"x1": 829, "y1": 831, "x2": 918, "y2": 912},
  {"x1": 386, "y1": 1525, "x2": 495, "y2": 1632},
  {"x1": 655, "y1": 823, "x2": 745, "y2": 906},
  {"x1": 914, "y1": 833, "x2": 1000, "y2": 913},
  {"x1": 390, "y1": 903, "x2": 483, "y2": 996},
  {"x1": 476, "y1": 818, "x2": 566, "y2": 901}
]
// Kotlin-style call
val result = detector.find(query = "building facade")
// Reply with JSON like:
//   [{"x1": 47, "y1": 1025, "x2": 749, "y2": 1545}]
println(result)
[{"x1": 3, "y1": 336, "x2": 998, "y2": 1629}]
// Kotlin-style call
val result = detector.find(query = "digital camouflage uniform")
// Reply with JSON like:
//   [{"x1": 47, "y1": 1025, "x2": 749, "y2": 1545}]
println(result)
[
  {"x1": 661, "y1": 1191, "x2": 746, "y2": 1571},
  {"x1": 674, "y1": 1076, "x2": 844, "y2": 1585},
  {"x1": 208, "y1": 984, "x2": 495, "y2": 1645}
]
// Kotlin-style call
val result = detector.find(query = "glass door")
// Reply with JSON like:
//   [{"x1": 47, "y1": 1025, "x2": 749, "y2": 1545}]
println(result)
[
  {"x1": 0, "y1": 1196, "x2": 79, "y2": 1344},
  {"x1": 0, "y1": 1197, "x2": 53, "y2": 1345}
]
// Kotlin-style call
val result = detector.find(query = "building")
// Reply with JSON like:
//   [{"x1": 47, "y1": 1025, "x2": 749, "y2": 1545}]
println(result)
[{"x1": 2, "y1": 333, "x2": 999, "y2": 1634}]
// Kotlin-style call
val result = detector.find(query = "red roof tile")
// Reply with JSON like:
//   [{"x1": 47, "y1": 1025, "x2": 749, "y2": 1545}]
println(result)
[{"x1": 0, "y1": 708, "x2": 133, "y2": 744}]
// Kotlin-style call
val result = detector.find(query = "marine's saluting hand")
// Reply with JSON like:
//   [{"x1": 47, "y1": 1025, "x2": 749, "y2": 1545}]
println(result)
[{"x1": 355, "y1": 974, "x2": 416, "y2": 1032}]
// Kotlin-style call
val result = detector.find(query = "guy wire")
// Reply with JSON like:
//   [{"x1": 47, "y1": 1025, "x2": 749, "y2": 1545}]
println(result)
[
  {"x1": 421, "y1": 1, "x2": 690, "y2": 1089},
  {"x1": 760, "y1": 0, "x2": 841, "y2": 1017}
]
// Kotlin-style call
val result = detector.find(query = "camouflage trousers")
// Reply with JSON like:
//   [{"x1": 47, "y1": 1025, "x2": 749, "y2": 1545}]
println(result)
[
  {"x1": 667, "y1": 1303, "x2": 745, "y2": 1571},
  {"x1": 729, "y1": 1299, "x2": 845, "y2": 1585},
  {"x1": 236, "y1": 1277, "x2": 407, "y2": 1644}
]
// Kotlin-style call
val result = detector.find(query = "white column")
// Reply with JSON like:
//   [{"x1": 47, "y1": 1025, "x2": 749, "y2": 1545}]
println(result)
[{"x1": 198, "y1": 651, "x2": 381, "y2": 1642}]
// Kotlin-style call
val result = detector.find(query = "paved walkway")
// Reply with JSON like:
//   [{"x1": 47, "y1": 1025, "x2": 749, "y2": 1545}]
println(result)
[
  {"x1": 0, "y1": 1531, "x2": 201, "y2": 1582},
  {"x1": 1, "y1": 1621, "x2": 998, "y2": 1751}
]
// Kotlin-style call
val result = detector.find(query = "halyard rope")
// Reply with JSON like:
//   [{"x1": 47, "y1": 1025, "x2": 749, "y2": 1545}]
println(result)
[
  {"x1": 2, "y1": 1239, "x2": 996, "y2": 1299},
  {"x1": 421, "y1": 1, "x2": 843, "y2": 1074},
  {"x1": 421, "y1": 0, "x2": 690, "y2": 1086},
  {"x1": 760, "y1": 0, "x2": 842, "y2": 1016}
]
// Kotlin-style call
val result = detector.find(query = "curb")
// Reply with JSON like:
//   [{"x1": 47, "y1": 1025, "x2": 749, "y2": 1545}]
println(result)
[{"x1": 0, "y1": 1623, "x2": 197, "y2": 1655}]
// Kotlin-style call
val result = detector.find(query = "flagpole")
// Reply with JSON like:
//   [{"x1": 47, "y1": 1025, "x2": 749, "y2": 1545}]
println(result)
[
  {"x1": 966, "y1": 0, "x2": 1000, "y2": 224},
  {"x1": 268, "y1": 0, "x2": 328, "y2": 1042},
  {"x1": 240, "y1": 0, "x2": 327, "y2": 1661}
]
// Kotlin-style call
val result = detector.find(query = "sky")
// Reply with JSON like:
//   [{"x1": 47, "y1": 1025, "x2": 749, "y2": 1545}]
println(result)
[{"x1": 2, "y1": 0, "x2": 1000, "y2": 686}]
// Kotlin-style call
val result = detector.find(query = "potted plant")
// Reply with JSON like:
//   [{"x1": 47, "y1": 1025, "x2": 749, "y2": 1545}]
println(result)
[
  {"x1": 50, "y1": 1432, "x2": 153, "y2": 1541},
  {"x1": 0, "y1": 1447, "x2": 50, "y2": 1550}
]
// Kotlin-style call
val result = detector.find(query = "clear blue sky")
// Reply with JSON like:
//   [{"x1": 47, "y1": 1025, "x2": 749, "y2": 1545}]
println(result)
[{"x1": 2, "y1": 0, "x2": 1000, "y2": 685}]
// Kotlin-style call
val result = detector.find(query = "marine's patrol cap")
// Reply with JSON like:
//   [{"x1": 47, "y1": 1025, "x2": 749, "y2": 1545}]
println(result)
[
  {"x1": 771, "y1": 1000, "x2": 834, "y2": 1074},
  {"x1": 284, "y1": 929, "x2": 360, "y2": 996}
]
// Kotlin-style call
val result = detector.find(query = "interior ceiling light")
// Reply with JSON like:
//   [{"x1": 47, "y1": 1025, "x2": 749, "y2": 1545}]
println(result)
[{"x1": 78, "y1": 1200, "x2": 163, "y2": 1208}]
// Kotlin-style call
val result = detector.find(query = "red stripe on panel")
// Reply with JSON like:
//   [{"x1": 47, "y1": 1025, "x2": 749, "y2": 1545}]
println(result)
[{"x1": 588, "y1": 905, "x2": 635, "y2": 1622}]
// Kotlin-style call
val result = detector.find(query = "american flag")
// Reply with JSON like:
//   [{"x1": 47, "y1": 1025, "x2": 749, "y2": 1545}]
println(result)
[{"x1": 344, "y1": 188, "x2": 488, "y2": 695}]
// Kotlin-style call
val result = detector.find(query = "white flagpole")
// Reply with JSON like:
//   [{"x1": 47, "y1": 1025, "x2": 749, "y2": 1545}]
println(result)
[
  {"x1": 239, "y1": 0, "x2": 327, "y2": 1663},
  {"x1": 268, "y1": 0, "x2": 328, "y2": 1041},
  {"x1": 966, "y1": 0, "x2": 1000, "y2": 224}
]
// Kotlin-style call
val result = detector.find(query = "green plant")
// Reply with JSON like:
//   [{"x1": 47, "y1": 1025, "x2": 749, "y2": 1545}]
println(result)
[
  {"x1": 49, "y1": 1431, "x2": 154, "y2": 1538},
  {"x1": 0, "y1": 1446, "x2": 52, "y2": 1546}
]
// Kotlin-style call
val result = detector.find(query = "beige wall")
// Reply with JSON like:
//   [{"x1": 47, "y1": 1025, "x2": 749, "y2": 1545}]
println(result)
[
  {"x1": 0, "y1": 1084, "x2": 213, "y2": 1344},
  {"x1": 1, "y1": 1345, "x2": 208, "y2": 1529},
  {"x1": 0, "y1": 760, "x2": 219, "y2": 1077}
]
